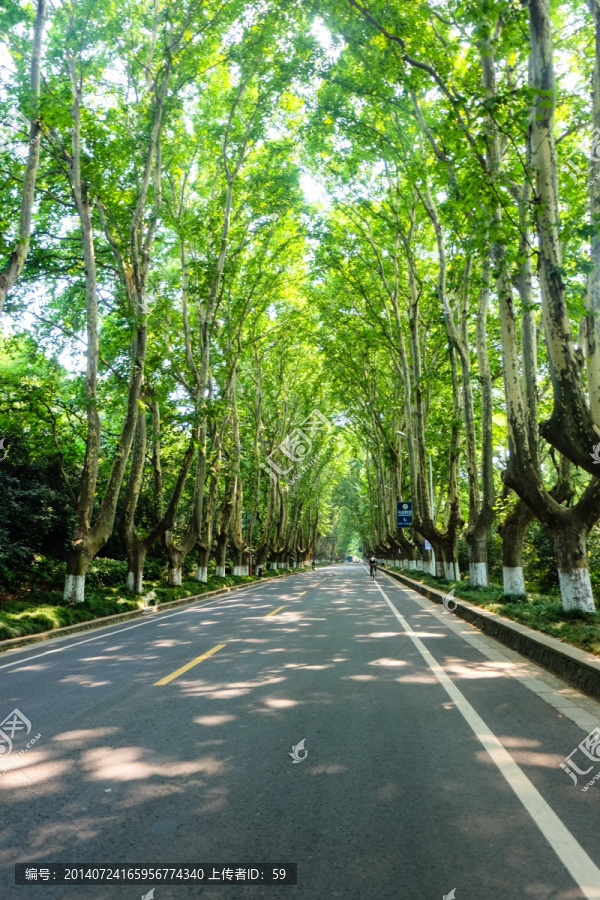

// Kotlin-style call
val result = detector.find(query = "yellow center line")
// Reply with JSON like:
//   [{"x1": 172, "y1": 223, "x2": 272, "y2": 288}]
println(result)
[
  {"x1": 265, "y1": 605, "x2": 285, "y2": 617},
  {"x1": 154, "y1": 643, "x2": 226, "y2": 685},
  {"x1": 297, "y1": 590, "x2": 307, "y2": 596}
]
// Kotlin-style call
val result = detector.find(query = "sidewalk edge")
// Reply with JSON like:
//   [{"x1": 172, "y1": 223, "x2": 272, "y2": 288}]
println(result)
[{"x1": 382, "y1": 567, "x2": 600, "y2": 700}]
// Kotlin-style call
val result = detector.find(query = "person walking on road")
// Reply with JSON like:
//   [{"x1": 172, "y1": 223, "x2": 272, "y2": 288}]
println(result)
[{"x1": 369, "y1": 555, "x2": 377, "y2": 579}]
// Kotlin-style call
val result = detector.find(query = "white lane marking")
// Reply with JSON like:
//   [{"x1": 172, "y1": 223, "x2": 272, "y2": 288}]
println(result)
[
  {"x1": 383, "y1": 572, "x2": 600, "y2": 736},
  {"x1": 0, "y1": 581, "x2": 285, "y2": 672},
  {"x1": 374, "y1": 578, "x2": 600, "y2": 899}
]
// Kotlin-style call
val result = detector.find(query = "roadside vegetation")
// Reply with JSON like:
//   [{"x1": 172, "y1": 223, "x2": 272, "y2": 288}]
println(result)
[
  {"x1": 0, "y1": 561, "x2": 297, "y2": 642},
  {"x1": 390, "y1": 567, "x2": 600, "y2": 658}
]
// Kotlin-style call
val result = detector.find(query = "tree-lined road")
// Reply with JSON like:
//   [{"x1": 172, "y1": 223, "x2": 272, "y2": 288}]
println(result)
[{"x1": 1, "y1": 564, "x2": 599, "y2": 899}]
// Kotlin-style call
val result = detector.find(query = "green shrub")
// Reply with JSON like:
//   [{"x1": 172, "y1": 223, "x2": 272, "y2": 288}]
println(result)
[
  {"x1": 457, "y1": 538, "x2": 469, "y2": 573},
  {"x1": 29, "y1": 556, "x2": 66, "y2": 587},
  {"x1": 523, "y1": 520, "x2": 558, "y2": 596},
  {"x1": 0, "y1": 568, "x2": 286, "y2": 642},
  {"x1": 487, "y1": 530, "x2": 503, "y2": 582},
  {"x1": 144, "y1": 557, "x2": 166, "y2": 580},
  {"x1": 86, "y1": 559, "x2": 128, "y2": 587}
]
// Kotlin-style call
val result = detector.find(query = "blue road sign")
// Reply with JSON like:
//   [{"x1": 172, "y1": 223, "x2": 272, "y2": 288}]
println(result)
[
  {"x1": 424, "y1": 540, "x2": 432, "y2": 551},
  {"x1": 397, "y1": 501, "x2": 412, "y2": 528}
]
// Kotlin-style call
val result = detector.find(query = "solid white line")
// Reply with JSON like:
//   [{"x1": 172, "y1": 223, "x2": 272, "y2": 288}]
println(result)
[
  {"x1": 374, "y1": 578, "x2": 600, "y2": 899},
  {"x1": 0, "y1": 580, "x2": 282, "y2": 672}
]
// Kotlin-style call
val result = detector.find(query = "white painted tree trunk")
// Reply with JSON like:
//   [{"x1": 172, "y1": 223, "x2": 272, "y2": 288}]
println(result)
[
  {"x1": 558, "y1": 569, "x2": 596, "y2": 613},
  {"x1": 503, "y1": 566, "x2": 526, "y2": 596},
  {"x1": 168, "y1": 567, "x2": 182, "y2": 586},
  {"x1": 469, "y1": 562, "x2": 488, "y2": 587},
  {"x1": 126, "y1": 571, "x2": 135, "y2": 591},
  {"x1": 233, "y1": 565, "x2": 249, "y2": 576},
  {"x1": 196, "y1": 566, "x2": 208, "y2": 583},
  {"x1": 63, "y1": 574, "x2": 85, "y2": 603},
  {"x1": 444, "y1": 562, "x2": 459, "y2": 581},
  {"x1": 216, "y1": 566, "x2": 226, "y2": 577}
]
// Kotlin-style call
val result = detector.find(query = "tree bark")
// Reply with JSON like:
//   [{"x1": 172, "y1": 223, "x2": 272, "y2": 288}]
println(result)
[
  {"x1": 498, "y1": 500, "x2": 534, "y2": 596},
  {"x1": 196, "y1": 414, "x2": 228, "y2": 582},
  {"x1": 120, "y1": 400, "x2": 195, "y2": 594},
  {"x1": 528, "y1": 0, "x2": 600, "y2": 473},
  {"x1": 586, "y1": 0, "x2": 600, "y2": 424},
  {"x1": 0, "y1": 0, "x2": 46, "y2": 314},
  {"x1": 61, "y1": 45, "x2": 172, "y2": 601},
  {"x1": 215, "y1": 473, "x2": 235, "y2": 577}
]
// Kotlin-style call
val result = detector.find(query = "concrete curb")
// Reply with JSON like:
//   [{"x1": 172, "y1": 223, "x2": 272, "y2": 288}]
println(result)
[
  {"x1": 382, "y1": 567, "x2": 600, "y2": 701},
  {"x1": 0, "y1": 569, "x2": 306, "y2": 655}
]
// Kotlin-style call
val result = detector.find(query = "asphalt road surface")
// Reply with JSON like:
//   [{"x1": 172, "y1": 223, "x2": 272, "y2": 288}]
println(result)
[{"x1": 1, "y1": 563, "x2": 600, "y2": 900}]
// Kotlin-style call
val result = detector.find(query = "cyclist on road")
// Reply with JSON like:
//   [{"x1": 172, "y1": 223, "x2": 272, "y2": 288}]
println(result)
[{"x1": 369, "y1": 555, "x2": 377, "y2": 579}]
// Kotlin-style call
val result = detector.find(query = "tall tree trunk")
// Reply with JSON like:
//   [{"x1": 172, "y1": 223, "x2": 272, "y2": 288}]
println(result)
[
  {"x1": 120, "y1": 400, "x2": 195, "y2": 594},
  {"x1": 422, "y1": 184, "x2": 495, "y2": 585},
  {"x1": 586, "y1": 0, "x2": 600, "y2": 423},
  {"x1": 196, "y1": 414, "x2": 228, "y2": 582},
  {"x1": 62, "y1": 49, "x2": 169, "y2": 601},
  {"x1": 474, "y1": 7, "x2": 600, "y2": 612},
  {"x1": 255, "y1": 477, "x2": 275, "y2": 568},
  {"x1": 528, "y1": 0, "x2": 600, "y2": 473},
  {"x1": 228, "y1": 373, "x2": 248, "y2": 575},
  {"x1": 215, "y1": 475, "x2": 235, "y2": 577},
  {"x1": 498, "y1": 500, "x2": 534, "y2": 596},
  {"x1": 196, "y1": 452, "x2": 221, "y2": 583},
  {"x1": 467, "y1": 257, "x2": 496, "y2": 585},
  {"x1": 0, "y1": 0, "x2": 45, "y2": 314},
  {"x1": 164, "y1": 426, "x2": 205, "y2": 585}
]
